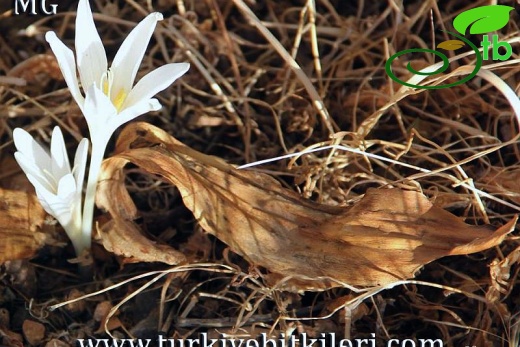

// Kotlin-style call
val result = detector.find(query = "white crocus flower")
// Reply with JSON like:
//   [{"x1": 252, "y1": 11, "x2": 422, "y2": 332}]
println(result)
[
  {"x1": 13, "y1": 127, "x2": 89, "y2": 256},
  {"x1": 44, "y1": 0, "x2": 190, "y2": 245},
  {"x1": 45, "y1": 0, "x2": 190, "y2": 147}
]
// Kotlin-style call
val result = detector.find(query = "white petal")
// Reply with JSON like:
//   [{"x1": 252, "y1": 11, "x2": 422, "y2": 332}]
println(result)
[
  {"x1": 32, "y1": 185, "x2": 55, "y2": 217},
  {"x1": 57, "y1": 173, "x2": 77, "y2": 201},
  {"x1": 75, "y1": 0, "x2": 107, "y2": 92},
  {"x1": 45, "y1": 198, "x2": 73, "y2": 227},
  {"x1": 13, "y1": 128, "x2": 52, "y2": 173},
  {"x1": 50, "y1": 127, "x2": 71, "y2": 180},
  {"x1": 45, "y1": 32, "x2": 85, "y2": 109},
  {"x1": 110, "y1": 12, "x2": 163, "y2": 98},
  {"x1": 73, "y1": 138, "x2": 89, "y2": 195},
  {"x1": 44, "y1": 174, "x2": 77, "y2": 227},
  {"x1": 14, "y1": 152, "x2": 43, "y2": 180},
  {"x1": 113, "y1": 98, "x2": 161, "y2": 131},
  {"x1": 124, "y1": 63, "x2": 190, "y2": 109},
  {"x1": 27, "y1": 173, "x2": 62, "y2": 214},
  {"x1": 56, "y1": 174, "x2": 82, "y2": 236},
  {"x1": 83, "y1": 84, "x2": 117, "y2": 138},
  {"x1": 14, "y1": 152, "x2": 55, "y2": 193},
  {"x1": 52, "y1": 202, "x2": 73, "y2": 226}
]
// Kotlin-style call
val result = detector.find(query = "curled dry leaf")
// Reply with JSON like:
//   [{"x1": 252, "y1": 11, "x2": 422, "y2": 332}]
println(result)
[
  {"x1": 0, "y1": 188, "x2": 48, "y2": 263},
  {"x1": 97, "y1": 122, "x2": 516, "y2": 291},
  {"x1": 486, "y1": 245, "x2": 520, "y2": 303},
  {"x1": 95, "y1": 218, "x2": 186, "y2": 265}
]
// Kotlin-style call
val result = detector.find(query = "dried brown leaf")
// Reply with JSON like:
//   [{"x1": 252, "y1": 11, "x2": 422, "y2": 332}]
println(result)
[
  {"x1": 0, "y1": 188, "x2": 48, "y2": 263},
  {"x1": 97, "y1": 122, "x2": 516, "y2": 290},
  {"x1": 95, "y1": 218, "x2": 186, "y2": 265},
  {"x1": 486, "y1": 245, "x2": 520, "y2": 303},
  {"x1": 7, "y1": 54, "x2": 62, "y2": 83}
]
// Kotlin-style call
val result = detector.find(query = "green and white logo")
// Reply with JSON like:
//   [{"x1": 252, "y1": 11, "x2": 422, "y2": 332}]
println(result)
[{"x1": 385, "y1": 5, "x2": 515, "y2": 89}]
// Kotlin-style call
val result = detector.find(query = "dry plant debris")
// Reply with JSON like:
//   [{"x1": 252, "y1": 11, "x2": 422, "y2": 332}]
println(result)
[
  {"x1": 0, "y1": 0, "x2": 519, "y2": 345},
  {"x1": 98, "y1": 121, "x2": 516, "y2": 291},
  {"x1": 0, "y1": 188, "x2": 49, "y2": 263}
]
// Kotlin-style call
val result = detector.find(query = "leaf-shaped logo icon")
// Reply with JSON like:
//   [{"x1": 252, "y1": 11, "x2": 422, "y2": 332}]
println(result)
[
  {"x1": 437, "y1": 40, "x2": 466, "y2": 51},
  {"x1": 453, "y1": 5, "x2": 513, "y2": 35}
]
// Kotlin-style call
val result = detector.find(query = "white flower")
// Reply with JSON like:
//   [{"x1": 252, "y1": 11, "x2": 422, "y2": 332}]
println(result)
[
  {"x1": 13, "y1": 127, "x2": 89, "y2": 255},
  {"x1": 38, "y1": 0, "x2": 190, "y2": 254},
  {"x1": 45, "y1": 0, "x2": 190, "y2": 146}
]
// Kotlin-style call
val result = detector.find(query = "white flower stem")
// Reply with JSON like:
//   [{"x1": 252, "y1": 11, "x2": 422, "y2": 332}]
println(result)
[
  {"x1": 63, "y1": 218, "x2": 85, "y2": 257},
  {"x1": 81, "y1": 138, "x2": 108, "y2": 250}
]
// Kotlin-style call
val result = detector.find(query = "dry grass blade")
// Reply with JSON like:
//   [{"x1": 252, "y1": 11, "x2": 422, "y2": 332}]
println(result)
[{"x1": 232, "y1": 0, "x2": 336, "y2": 134}]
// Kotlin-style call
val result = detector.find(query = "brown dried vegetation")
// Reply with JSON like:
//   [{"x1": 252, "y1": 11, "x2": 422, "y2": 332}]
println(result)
[{"x1": 0, "y1": 0, "x2": 520, "y2": 346}]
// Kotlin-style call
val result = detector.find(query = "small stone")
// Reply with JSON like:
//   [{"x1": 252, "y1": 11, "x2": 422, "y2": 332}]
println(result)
[
  {"x1": 22, "y1": 319, "x2": 45, "y2": 345},
  {"x1": 65, "y1": 288, "x2": 86, "y2": 315}
]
